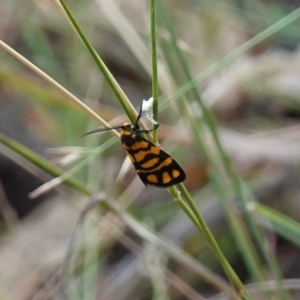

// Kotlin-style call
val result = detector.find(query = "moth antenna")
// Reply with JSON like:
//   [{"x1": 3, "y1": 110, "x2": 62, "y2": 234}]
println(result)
[
  {"x1": 135, "y1": 104, "x2": 143, "y2": 125},
  {"x1": 82, "y1": 125, "x2": 123, "y2": 137}
]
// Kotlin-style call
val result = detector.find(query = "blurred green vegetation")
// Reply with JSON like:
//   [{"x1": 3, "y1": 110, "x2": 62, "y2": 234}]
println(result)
[{"x1": 1, "y1": 0, "x2": 300, "y2": 299}]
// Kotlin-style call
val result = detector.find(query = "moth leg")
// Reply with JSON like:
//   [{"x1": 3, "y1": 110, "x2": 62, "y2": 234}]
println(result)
[{"x1": 137, "y1": 123, "x2": 159, "y2": 134}]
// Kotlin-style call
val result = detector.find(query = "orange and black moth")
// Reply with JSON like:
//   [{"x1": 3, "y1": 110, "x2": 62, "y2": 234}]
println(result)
[{"x1": 83, "y1": 106, "x2": 186, "y2": 188}]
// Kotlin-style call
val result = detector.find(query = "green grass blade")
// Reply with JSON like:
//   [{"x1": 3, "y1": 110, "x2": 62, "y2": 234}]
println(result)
[{"x1": 0, "y1": 132, "x2": 91, "y2": 195}]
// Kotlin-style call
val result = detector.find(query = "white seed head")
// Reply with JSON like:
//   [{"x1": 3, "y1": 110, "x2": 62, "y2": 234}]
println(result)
[{"x1": 142, "y1": 97, "x2": 157, "y2": 125}]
